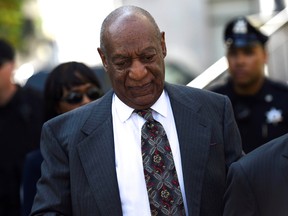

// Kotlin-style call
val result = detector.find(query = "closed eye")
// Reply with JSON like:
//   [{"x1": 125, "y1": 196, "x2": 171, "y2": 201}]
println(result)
[
  {"x1": 141, "y1": 54, "x2": 156, "y2": 63},
  {"x1": 114, "y1": 58, "x2": 131, "y2": 69}
]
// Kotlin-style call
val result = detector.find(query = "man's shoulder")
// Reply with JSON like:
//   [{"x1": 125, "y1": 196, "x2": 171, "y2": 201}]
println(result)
[
  {"x1": 11, "y1": 85, "x2": 44, "y2": 122},
  {"x1": 166, "y1": 82, "x2": 227, "y2": 98},
  {"x1": 17, "y1": 85, "x2": 44, "y2": 109},
  {"x1": 237, "y1": 133, "x2": 288, "y2": 170},
  {"x1": 165, "y1": 83, "x2": 229, "y2": 112},
  {"x1": 20, "y1": 85, "x2": 43, "y2": 100},
  {"x1": 266, "y1": 78, "x2": 288, "y2": 93},
  {"x1": 208, "y1": 82, "x2": 232, "y2": 95}
]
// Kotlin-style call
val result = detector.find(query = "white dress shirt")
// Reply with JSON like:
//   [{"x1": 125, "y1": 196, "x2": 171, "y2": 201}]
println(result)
[{"x1": 112, "y1": 90, "x2": 188, "y2": 215}]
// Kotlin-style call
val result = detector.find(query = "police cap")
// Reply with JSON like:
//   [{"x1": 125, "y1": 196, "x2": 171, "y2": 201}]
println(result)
[{"x1": 224, "y1": 17, "x2": 269, "y2": 48}]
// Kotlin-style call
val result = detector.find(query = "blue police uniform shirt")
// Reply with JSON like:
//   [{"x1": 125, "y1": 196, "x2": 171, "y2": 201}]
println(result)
[{"x1": 210, "y1": 78, "x2": 288, "y2": 153}]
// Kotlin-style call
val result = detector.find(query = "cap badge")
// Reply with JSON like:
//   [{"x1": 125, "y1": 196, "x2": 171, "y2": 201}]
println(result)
[
  {"x1": 233, "y1": 19, "x2": 247, "y2": 34},
  {"x1": 266, "y1": 108, "x2": 283, "y2": 124}
]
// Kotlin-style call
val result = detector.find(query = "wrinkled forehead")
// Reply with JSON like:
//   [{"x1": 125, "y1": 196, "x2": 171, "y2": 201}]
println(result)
[{"x1": 105, "y1": 15, "x2": 159, "y2": 53}]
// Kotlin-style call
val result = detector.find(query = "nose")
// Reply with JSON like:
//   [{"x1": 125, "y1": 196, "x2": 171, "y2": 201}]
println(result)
[
  {"x1": 235, "y1": 53, "x2": 247, "y2": 65},
  {"x1": 128, "y1": 59, "x2": 147, "y2": 80}
]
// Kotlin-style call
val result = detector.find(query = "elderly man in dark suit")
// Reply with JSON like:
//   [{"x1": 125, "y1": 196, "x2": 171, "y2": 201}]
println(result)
[
  {"x1": 31, "y1": 5, "x2": 242, "y2": 216},
  {"x1": 224, "y1": 133, "x2": 288, "y2": 216}
]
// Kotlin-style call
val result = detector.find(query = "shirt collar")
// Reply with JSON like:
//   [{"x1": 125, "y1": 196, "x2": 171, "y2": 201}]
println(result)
[
  {"x1": 113, "y1": 90, "x2": 168, "y2": 123},
  {"x1": 150, "y1": 91, "x2": 168, "y2": 118}
]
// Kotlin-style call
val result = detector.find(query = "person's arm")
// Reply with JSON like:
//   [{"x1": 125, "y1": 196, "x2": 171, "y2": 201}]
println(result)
[
  {"x1": 30, "y1": 123, "x2": 71, "y2": 216},
  {"x1": 222, "y1": 96, "x2": 243, "y2": 168},
  {"x1": 223, "y1": 161, "x2": 258, "y2": 216}
]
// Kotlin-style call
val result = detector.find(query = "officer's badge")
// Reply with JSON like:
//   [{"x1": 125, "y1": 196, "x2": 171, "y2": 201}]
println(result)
[
  {"x1": 233, "y1": 19, "x2": 247, "y2": 34},
  {"x1": 266, "y1": 108, "x2": 283, "y2": 124}
]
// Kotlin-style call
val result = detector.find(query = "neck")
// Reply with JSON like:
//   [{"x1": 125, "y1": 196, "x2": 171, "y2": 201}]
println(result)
[{"x1": 234, "y1": 77, "x2": 265, "y2": 96}]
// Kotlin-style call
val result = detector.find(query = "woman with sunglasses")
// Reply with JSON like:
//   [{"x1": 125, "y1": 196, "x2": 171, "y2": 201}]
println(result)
[{"x1": 21, "y1": 61, "x2": 103, "y2": 216}]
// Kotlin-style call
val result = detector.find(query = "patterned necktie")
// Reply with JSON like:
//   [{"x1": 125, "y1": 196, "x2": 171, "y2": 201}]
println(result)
[{"x1": 136, "y1": 108, "x2": 185, "y2": 216}]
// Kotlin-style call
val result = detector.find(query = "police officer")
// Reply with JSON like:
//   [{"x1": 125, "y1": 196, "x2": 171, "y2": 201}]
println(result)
[{"x1": 210, "y1": 16, "x2": 288, "y2": 153}]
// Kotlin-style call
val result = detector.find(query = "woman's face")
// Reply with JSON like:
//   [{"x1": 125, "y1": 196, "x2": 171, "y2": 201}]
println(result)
[{"x1": 57, "y1": 83, "x2": 101, "y2": 114}]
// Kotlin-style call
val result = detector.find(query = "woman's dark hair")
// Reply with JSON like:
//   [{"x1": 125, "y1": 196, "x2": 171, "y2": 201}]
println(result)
[{"x1": 44, "y1": 61, "x2": 103, "y2": 121}]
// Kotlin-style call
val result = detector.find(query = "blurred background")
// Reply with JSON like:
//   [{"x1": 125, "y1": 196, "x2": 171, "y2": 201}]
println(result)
[{"x1": 1, "y1": 0, "x2": 287, "y2": 90}]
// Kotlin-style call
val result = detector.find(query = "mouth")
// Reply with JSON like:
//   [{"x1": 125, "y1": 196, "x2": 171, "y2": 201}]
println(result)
[
  {"x1": 233, "y1": 69, "x2": 248, "y2": 78},
  {"x1": 129, "y1": 82, "x2": 153, "y2": 96},
  {"x1": 131, "y1": 82, "x2": 151, "y2": 89}
]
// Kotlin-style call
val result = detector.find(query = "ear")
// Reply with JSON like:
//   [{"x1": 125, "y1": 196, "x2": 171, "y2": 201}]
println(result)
[
  {"x1": 97, "y1": 48, "x2": 108, "y2": 71},
  {"x1": 2, "y1": 61, "x2": 15, "y2": 81},
  {"x1": 3, "y1": 61, "x2": 15, "y2": 72},
  {"x1": 160, "y1": 32, "x2": 167, "y2": 58}
]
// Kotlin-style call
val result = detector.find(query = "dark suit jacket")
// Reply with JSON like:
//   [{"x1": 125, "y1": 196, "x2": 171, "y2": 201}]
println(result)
[
  {"x1": 31, "y1": 83, "x2": 242, "y2": 216},
  {"x1": 224, "y1": 133, "x2": 288, "y2": 216}
]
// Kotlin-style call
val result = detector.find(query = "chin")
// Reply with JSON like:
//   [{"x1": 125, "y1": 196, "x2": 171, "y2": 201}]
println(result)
[
  {"x1": 133, "y1": 96, "x2": 157, "y2": 109},
  {"x1": 236, "y1": 81, "x2": 253, "y2": 88}
]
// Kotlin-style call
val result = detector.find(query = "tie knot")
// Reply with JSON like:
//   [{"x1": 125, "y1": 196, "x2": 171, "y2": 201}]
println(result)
[{"x1": 135, "y1": 108, "x2": 154, "y2": 122}]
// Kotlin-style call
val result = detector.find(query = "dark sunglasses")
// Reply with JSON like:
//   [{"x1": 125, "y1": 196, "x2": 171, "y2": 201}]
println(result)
[{"x1": 61, "y1": 87, "x2": 102, "y2": 104}]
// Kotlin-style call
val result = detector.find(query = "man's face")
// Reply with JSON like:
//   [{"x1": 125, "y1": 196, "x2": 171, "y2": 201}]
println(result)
[
  {"x1": 0, "y1": 61, "x2": 14, "y2": 90},
  {"x1": 227, "y1": 44, "x2": 267, "y2": 88},
  {"x1": 98, "y1": 15, "x2": 167, "y2": 110}
]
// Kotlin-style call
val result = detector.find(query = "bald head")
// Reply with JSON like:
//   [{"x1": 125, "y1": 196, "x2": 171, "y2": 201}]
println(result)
[
  {"x1": 97, "y1": 5, "x2": 167, "y2": 110},
  {"x1": 99, "y1": 5, "x2": 161, "y2": 54}
]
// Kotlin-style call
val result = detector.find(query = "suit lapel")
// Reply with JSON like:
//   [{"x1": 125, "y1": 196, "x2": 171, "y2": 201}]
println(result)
[
  {"x1": 166, "y1": 84, "x2": 211, "y2": 216},
  {"x1": 77, "y1": 91, "x2": 122, "y2": 215}
]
